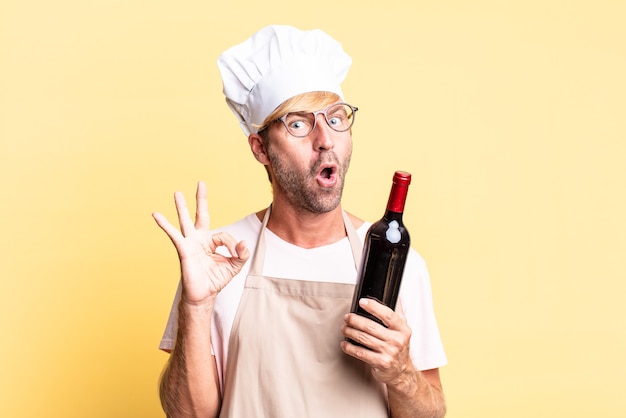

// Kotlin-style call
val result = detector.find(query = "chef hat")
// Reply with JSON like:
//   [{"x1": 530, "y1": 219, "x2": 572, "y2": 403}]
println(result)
[{"x1": 217, "y1": 25, "x2": 352, "y2": 136}]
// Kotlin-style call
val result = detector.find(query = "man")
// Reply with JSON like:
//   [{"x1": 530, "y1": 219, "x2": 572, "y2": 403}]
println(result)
[{"x1": 154, "y1": 25, "x2": 447, "y2": 418}]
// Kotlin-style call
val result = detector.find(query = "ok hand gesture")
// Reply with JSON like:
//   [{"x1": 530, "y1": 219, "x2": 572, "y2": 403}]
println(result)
[{"x1": 152, "y1": 181, "x2": 250, "y2": 305}]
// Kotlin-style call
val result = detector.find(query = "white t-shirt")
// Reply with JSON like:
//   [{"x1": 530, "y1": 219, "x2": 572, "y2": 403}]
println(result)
[{"x1": 160, "y1": 213, "x2": 447, "y2": 390}]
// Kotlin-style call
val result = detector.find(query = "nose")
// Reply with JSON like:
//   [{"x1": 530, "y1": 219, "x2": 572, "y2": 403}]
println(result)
[{"x1": 312, "y1": 113, "x2": 335, "y2": 150}]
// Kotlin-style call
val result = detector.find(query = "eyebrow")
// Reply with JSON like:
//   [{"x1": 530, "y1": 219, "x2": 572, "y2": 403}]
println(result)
[{"x1": 284, "y1": 110, "x2": 314, "y2": 118}]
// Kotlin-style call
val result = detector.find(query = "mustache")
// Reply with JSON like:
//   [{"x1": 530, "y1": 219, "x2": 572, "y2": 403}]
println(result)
[{"x1": 310, "y1": 151, "x2": 341, "y2": 174}]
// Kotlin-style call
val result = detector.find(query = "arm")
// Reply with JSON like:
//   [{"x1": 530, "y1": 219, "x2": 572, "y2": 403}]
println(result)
[
  {"x1": 386, "y1": 367, "x2": 445, "y2": 418},
  {"x1": 154, "y1": 182, "x2": 250, "y2": 418},
  {"x1": 159, "y1": 299, "x2": 220, "y2": 417},
  {"x1": 341, "y1": 299, "x2": 446, "y2": 418}
]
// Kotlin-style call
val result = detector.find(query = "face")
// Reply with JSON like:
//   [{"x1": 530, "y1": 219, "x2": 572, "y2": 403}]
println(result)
[{"x1": 263, "y1": 113, "x2": 352, "y2": 214}]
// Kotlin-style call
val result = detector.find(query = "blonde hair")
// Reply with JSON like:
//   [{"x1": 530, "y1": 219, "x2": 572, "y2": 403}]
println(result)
[{"x1": 257, "y1": 91, "x2": 342, "y2": 131}]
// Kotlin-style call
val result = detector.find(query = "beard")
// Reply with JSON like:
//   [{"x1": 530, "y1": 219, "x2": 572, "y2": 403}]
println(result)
[{"x1": 267, "y1": 149, "x2": 351, "y2": 214}]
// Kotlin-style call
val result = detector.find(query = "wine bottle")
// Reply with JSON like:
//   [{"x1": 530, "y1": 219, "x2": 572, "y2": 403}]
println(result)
[{"x1": 349, "y1": 170, "x2": 411, "y2": 330}]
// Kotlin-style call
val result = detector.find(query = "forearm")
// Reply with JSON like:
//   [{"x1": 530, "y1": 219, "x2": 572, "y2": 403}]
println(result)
[
  {"x1": 387, "y1": 369, "x2": 446, "y2": 418},
  {"x1": 159, "y1": 301, "x2": 221, "y2": 418}
]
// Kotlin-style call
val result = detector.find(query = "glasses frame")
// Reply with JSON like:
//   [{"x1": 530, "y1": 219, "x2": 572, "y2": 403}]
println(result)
[{"x1": 273, "y1": 102, "x2": 358, "y2": 138}]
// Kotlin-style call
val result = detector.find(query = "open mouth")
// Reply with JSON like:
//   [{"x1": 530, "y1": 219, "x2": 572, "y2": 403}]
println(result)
[
  {"x1": 316, "y1": 163, "x2": 338, "y2": 187},
  {"x1": 321, "y1": 166, "x2": 334, "y2": 179}
]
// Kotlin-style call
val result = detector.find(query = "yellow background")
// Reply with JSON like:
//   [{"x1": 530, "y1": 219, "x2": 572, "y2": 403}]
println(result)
[{"x1": 1, "y1": 1, "x2": 625, "y2": 417}]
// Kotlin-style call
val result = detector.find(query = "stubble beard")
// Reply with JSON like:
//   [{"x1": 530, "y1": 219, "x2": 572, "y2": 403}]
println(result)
[{"x1": 268, "y1": 150, "x2": 351, "y2": 214}]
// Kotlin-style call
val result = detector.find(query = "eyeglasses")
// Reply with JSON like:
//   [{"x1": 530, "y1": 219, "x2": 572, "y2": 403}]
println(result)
[{"x1": 274, "y1": 103, "x2": 358, "y2": 138}]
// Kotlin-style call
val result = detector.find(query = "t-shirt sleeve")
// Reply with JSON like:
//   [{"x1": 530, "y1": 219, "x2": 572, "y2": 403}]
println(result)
[{"x1": 401, "y1": 250, "x2": 448, "y2": 371}]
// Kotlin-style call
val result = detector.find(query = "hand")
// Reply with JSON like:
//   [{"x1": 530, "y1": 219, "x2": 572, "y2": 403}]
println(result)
[
  {"x1": 152, "y1": 181, "x2": 250, "y2": 305},
  {"x1": 341, "y1": 299, "x2": 414, "y2": 386}
]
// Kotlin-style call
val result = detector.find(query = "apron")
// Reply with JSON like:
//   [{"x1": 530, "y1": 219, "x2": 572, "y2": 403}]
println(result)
[{"x1": 219, "y1": 207, "x2": 389, "y2": 418}]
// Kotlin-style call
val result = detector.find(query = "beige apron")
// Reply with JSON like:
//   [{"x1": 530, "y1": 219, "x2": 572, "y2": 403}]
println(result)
[{"x1": 219, "y1": 207, "x2": 389, "y2": 418}]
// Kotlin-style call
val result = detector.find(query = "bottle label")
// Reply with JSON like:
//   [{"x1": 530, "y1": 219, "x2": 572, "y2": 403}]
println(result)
[{"x1": 385, "y1": 220, "x2": 402, "y2": 243}]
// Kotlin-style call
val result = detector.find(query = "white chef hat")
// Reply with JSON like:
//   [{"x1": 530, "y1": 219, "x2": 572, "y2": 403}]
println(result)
[{"x1": 217, "y1": 25, "x2": 352, "y2": 136}]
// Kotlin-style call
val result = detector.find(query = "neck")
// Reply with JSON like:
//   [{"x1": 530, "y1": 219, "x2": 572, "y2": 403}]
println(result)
[{"x1": 257, "y1": 203, "x2": 347, "y2": 249}]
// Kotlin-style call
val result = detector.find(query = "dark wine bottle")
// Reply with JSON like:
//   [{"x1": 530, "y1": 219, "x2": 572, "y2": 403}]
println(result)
[{"x1": 349, "y1": 171, "x2": 411, "y2": 329}]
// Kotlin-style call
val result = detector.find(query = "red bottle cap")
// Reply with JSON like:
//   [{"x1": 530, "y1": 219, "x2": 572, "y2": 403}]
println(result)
[
  {"x1": 393, "y1": 171, "x2": 412, "y2": 186},
  {"x1": 387, "y1": 171, "x2": 411, "y2": 213}
]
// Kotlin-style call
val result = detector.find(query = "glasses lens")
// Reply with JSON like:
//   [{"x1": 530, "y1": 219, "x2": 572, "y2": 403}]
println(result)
[
  {"x1": 283, "y1": 112, "x2": 316, "y2": 137},
  {"x1": 325, "y1": 104, "x2": 355, "y2": 132}
]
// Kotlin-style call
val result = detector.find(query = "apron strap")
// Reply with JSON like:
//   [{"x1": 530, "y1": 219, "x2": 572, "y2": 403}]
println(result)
[
  {"x1": 342, "y1": 209, "x2": 363, "y2": 268},
  {"x1": 248, "y1": 207, "x2": 271, "y2": 277}
]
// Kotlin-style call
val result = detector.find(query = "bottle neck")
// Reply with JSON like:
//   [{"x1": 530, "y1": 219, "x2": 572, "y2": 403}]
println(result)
[
  {"x1": 386, "y1": 183, "x2": 409, "y2": 214},
  {"x1": 383, "y1": 186, "x2": 407, "y2": 222},
  {"x1": 383, "y1": 171, "x2": 411, "y2": 222}
]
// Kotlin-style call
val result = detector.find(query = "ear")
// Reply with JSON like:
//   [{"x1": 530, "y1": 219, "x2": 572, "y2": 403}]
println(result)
[{"x1": 248, "y1": 133, "x2": 270, "y2": 165}]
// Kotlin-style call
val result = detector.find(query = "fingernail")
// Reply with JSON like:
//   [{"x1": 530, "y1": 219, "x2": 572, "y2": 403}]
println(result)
[{"x1": 360, "y1": 298, "x2": 369, "y2": 306}]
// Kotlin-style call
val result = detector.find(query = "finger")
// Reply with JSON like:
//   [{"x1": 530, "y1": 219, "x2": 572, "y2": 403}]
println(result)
[
  {"x1": 340, "y1": 339, "x2": 380, "y2": 364},
  {"x1": 231, "y1": 240, "x2": 250, "y2": 269},
  {"x1": 358, "y1": 298, "x2": 403, "y2": 330},
  {"x1": 174, "y1": 191, "x2": 195, "y2": 237},
  {"x1": 235, "y1": 240, "x2": 250, "y2": 262},
  {"x1": 342, "y1": 318, "x2": 385, "y2": 351},
  {"x1": 152, "y1": 211, "x2": 184, "y2": 244},
  {"x1": 195, "y1": 181, "x2": 210, "y2": 230},
  {"x1": 210, "y1": 232, "x2": 245, "y2": 257}
]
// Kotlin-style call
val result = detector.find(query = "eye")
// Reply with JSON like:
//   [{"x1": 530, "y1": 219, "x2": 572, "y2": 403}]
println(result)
[
  {"x1": 289, "y1": 120, "x2": 307, "y2": 130},
  {"x1": 328, "y1": 116, "x2": 342, "y2": 126},
  {"x1": 326, "y1": 105, "x2": 350, "y2": 129},
  {"x1": 284, "y1": 112, "x2": 314, "y2": 135}
]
